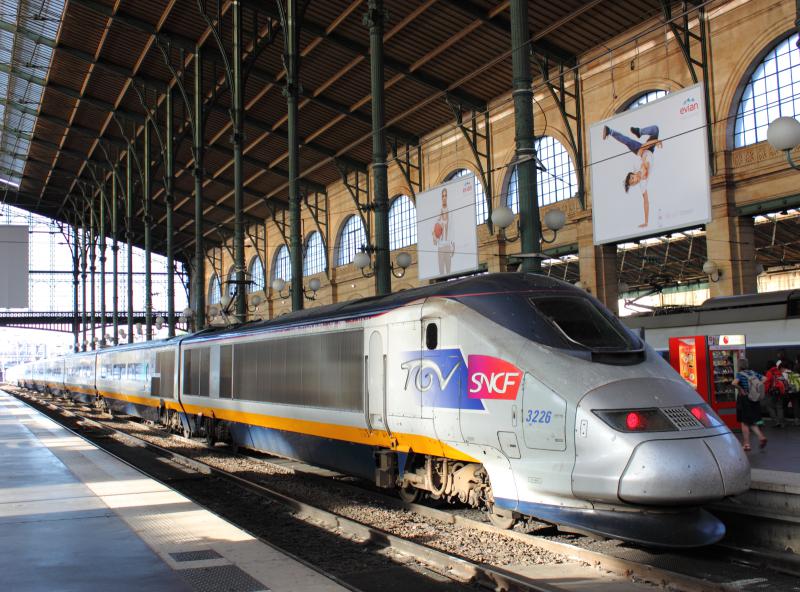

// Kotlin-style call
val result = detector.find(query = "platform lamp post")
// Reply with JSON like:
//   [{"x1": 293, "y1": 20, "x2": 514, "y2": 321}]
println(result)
[
  {"x1": 491, "y1": 205, "x2": 566, "y2": 270},
  {"x1": 767, "y1": 116, "x2": 800, "y2": 169}
]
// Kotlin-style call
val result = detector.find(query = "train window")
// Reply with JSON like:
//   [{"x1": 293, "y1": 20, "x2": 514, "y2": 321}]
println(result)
[
  {"x1": 183, "y1": 348, "x2": 211, "y2": 397},
  {"x1": 156, "y1": 351, "x2": 175, "y2": 398},
  {"x1": 425, "y1": 323, "x2": 438, "y2": 350},
  {"x1": 220, "y1": 345, "x2": 233, "y2": 399},
  {"x1": 529, "y1": 296, "x2": 635, "y2": 351},
  {"x1": 231, "y1": 331, "x2": 364, "y2": 411}
]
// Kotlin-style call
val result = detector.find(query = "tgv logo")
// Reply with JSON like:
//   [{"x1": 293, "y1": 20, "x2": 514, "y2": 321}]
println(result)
[
  {"x1": 401, "y1": 358, "x2": 460, "y2": 392},
  {"x1": 467, "y1": 355, "x2": 523, "y2": 400}
]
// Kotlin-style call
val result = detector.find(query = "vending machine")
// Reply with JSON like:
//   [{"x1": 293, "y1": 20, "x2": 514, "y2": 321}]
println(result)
[{"x1": 668, "y1": 335, "x2": 746, "y2": 429}]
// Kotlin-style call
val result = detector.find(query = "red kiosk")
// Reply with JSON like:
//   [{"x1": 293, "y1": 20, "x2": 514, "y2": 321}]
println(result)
[{"x1": 668, "y1": 335, "x2": 746, "y2": 429}]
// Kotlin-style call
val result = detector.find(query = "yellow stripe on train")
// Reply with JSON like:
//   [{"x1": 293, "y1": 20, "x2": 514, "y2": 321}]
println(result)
[{"x1": 96, "y1": 389, "x2": 478, "y2": 463}]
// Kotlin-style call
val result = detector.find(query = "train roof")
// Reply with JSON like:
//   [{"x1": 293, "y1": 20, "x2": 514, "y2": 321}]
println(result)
[
  {"x1": 186, "y1": 272, "x2": 577, "y2": 342},
  {"x1": 92, "y1": 336, "x2": 183, "y2": 355},
  {"x1": 698, "y1": 289, "x2": 800, "y2": 311}
]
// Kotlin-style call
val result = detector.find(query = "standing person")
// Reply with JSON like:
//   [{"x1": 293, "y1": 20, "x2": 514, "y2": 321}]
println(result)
[
  {"x1": 601, "y1": 124, "x2": 663, "y2": 228},
  {"x1": 432, "y1": 187, "x2": 454, "y2": 276},
  {"x1": 763, "y1": 360, "x2": 787, "y2": 428},
  {"x1": 782, "y1": 360, "x2": 800, "y2": 426},
  {"x1": 732, "y1": 358, "x2": 767, "y2": 451}
]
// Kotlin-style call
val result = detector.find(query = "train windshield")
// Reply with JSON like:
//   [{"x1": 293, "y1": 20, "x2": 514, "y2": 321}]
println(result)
[
  {"x1": 528, "y1": 296, "x2": 635, "y2": 351},
  {"x1": 459, "y1": 291, "x2": 641, "y2": 356}
]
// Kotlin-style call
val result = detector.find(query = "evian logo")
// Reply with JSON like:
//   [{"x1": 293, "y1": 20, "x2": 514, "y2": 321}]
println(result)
[
  {"x1": 467, "y1": 355, "x2": 523, "y2": 400},
  {"x1": 680, "y1": 96, "x2": 699, "y2": 116}
]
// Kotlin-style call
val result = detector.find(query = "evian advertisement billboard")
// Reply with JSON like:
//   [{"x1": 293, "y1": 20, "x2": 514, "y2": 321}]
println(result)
[{"x1": 588, "y1": 84, "x2": 712, "y2": 245}]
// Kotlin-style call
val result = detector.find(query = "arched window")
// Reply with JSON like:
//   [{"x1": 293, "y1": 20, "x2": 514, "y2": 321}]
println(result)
[
  {"x1": 208, "y1": 274, "x2": 221, "y2": 304},
  {"x1": 336, "y1": 215, "x2": 367, "y2": 267},
  {"x1": 624, "y1": 89, "x2": 668, "y2": 111},
  {"x1": 272, "y1": 245, "x2": 292, "y2": 282},
  {"x1": 505, "y1": 136, "x2": 577, "y2": 212},
  {"x1": 248, "y1": 256, "x2": 264, "y2": 293},
  {"x1": 735, "y1": 32, "x2": 800, "y2": 148},
  {"x1": 445, "y1": 168, "x2": 487, "y2": 225},
  {"x1": 388, "y1": 195, "x2": 417, "y2": 250},
  {"x1": 303, "y1": 231, "x2": 326, "y2": 276},
  {"x1": 505, "y1": 166, "x2": 520, "y2": 213}
]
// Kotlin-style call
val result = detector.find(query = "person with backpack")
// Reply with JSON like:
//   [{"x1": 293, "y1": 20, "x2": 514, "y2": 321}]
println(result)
[
  {"x1": 781, "y1": 360, "x2": 800, "y2": 426},
  {"x1": 763, "y1": 360, "x2": 787, "y2": 428},
  {"x1": 732, "y1": 358, "x2": 767, "y2": 451}
]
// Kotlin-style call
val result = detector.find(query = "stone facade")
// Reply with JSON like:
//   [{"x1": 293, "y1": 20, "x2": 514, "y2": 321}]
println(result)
[{"x1": 203, "y1": 0, "x2": 799, "y2": 323}]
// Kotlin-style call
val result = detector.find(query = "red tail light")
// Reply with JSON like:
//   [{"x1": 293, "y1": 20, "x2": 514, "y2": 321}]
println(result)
[
  {"x1": 626, "y1": 411, "x2": 645, "y2": 430},
  {"x1": 686, "y1": 404, "x2": 723, "y2": 428},
  {"x1": 593, "y1": 409, "x2": 676, "y2": 432}
]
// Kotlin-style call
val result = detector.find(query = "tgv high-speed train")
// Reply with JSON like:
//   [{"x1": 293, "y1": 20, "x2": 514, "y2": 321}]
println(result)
[{"x1": 8, "y1": 273, "x2": 750, "y2": 547}]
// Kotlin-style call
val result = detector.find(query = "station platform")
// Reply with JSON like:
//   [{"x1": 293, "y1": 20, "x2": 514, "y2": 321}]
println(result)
[
  {"x1": 0, "y1": 390, "x2": 347, "y2": 592},
  {"x1": 714, "y1": 424, "x2": 800, "y2": 554}
]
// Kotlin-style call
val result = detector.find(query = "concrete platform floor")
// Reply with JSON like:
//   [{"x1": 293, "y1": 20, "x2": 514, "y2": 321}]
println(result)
[
  {"x1": 0, "y1": 390, "x2": 347, "y2": 592},
  {"x1": 735, "y1": 421, "x2": 800, "y2": 492}
]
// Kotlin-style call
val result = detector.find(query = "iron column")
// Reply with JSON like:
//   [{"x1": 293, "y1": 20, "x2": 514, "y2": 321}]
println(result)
[
  {"x1": 126, "y1": 145, "x2": 134, "y2": 344},
  {"x1": 90, "y1": 199, "x2": 96, "y2": 350},
  {"x1": 194, "y1": 43, "x2": 206, "y2": 328},
  {"x1": 510, "y1": 0, "x2": 541, "y2": 273},
  {"x1": 112, "y1": 170, "x2": 119, "y2": 345},
  {"x1": 232, "y1": 0, "x2": 246, "y2": 320},
  {"x1": 166, "y1": 87, "x2": 176, "y2": 336},
  {"x1": 99, "y1": 183, "x2": 106, "y2": 346},
  {"x1": 144, "y1": 119, "x2": 152, "y2": 340},
  {"x1": 366, "y1": 0, "x2": 391, "y2": 295},
  {"x1": 80, "y1": 210, "x2": 87, "y2": 350},
  {"x1": 286, "y1": 0, "x2": 303, "y2": 311},
  {"x1": 72, "y1": 224, "x2": 79, "y2": 352}
]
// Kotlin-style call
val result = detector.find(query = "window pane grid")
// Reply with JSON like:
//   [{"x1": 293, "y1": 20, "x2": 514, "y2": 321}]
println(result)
[
  {"x1": 447, "y1": 169, "x2": 487, "y2": 225},
  {"x1": 272, "y1": 245, "x2": 292, "y2": 282},
  {"x1": 506, "y1": 137, "x2": 577, "y2": 211},
  {"x1": 735, "y1": 33, "x2": 800, "y2": 148},
  {"x1": 226, "y1": 268, "x2": 237, "y2": 297},
  {"x1": 248, "y1": 256, "x2": 264, "y2": 293},
  {"x1": 208, "y1": 275, "x2": 221, "y2": 304},
  {"x1": 388, "y1": 195, "x2": 417, "y2": 250},
  {"x1": 303, "y1": 232, "x2": 326, "y2": 276},
  {"x1": 506, "y1": 166, "x2": 519, "y2": 213},
  {"x1": 626, "y1": 90, "x2": 667, "y2": 111},
  {"x1": 336, "y1": 216, "x2": 367, "y2": 267}
]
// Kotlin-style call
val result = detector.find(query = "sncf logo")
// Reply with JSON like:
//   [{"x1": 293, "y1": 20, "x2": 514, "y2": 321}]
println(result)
[{"x1": 467, "y1": 355, "x2": 523, "y2": 400}]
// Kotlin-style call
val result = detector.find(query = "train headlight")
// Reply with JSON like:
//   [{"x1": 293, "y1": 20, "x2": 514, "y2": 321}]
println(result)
[
  {"x1": 686, "y1": 404, "x2": 724, "y2": 428},
  {"x1": 593, "y1": 408, "x2": 677, "y2": 433}
]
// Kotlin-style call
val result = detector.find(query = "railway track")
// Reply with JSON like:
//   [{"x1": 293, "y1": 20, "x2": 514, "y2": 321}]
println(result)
[{"x1": 8, "y1": 386, "x2": 800, "y2": 592}]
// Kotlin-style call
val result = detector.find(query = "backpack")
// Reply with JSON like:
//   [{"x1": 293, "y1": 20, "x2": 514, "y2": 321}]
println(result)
[
  {"x1": 768, "y1": 371, "x2": 788, "y2": 398},
  {"x1": 745, "y1": 373, "x2": 765, "y2": 402}
]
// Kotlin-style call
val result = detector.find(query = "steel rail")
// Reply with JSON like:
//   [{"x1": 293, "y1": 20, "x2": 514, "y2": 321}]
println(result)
[{"x1": 11, "y1": 388, "x2": 561, "y2": 592}]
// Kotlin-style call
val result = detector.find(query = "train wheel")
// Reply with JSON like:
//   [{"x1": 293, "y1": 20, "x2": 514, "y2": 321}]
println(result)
[
  {"x1": 204, "y1": 418, "x2": 216, "y2": 446},
  {"x1": 488, "y1": 506, "x2": 517, "y2": 530},
  {"x1": 397, "y1": 483, "x2": 420, "y2": 504}
]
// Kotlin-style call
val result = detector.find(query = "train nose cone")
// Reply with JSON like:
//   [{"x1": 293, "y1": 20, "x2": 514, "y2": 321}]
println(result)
[{"x1": 619, "y1": 433, "x2": 750, "y2": 504}]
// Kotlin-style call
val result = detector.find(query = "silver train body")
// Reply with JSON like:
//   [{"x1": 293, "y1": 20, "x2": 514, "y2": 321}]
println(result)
[{"x1": 8, "y1": 274, "x2": 750, "y2": 547}]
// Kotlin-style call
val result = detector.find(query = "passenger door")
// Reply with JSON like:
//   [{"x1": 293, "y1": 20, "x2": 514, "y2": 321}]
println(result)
[{"x1": 366, "y1": 329, "x2": 389, "y2": 433}]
